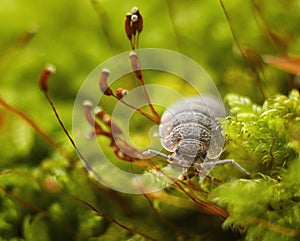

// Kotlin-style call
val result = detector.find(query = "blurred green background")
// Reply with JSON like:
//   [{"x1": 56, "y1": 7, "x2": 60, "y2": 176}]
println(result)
[{"x1": 1, "y1": 0, "x2": 300, "y2": 240}]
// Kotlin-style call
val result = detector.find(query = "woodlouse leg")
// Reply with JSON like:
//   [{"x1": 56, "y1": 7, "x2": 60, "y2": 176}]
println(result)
[
  {"x1": 199, "y1": 159, "x2": 250, "y2": 176},
  {"x1": 142, "y1": 149, "x2": 171, "y2": 160},
  {"x1": 142, "y1": 150, "x2": 188, "y2": 167},
  {"x1": 142, "y1": 149, "x2": 192, "y2": 179}
]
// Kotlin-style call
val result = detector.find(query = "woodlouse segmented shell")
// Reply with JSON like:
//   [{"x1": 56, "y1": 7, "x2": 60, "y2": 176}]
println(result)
[{"x1": 159, "y1": 95, "x2": 226, "y2": 164}]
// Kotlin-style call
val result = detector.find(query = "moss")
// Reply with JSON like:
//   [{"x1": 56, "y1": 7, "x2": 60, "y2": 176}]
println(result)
[
  {"x1": 213, "y1": 90, "x2": 300, "y2": 241},
  {"x1": 1, "y1": 1, "x2": 300, "y2": 241}
]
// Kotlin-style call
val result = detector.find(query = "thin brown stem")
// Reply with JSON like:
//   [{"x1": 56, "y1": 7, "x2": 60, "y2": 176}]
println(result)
[
  {"x1": 219, "y1": 0, "x2": 266, "y2": 100},
  {"x1": 129, "y1": 52, "x2": 161, "y2": 123},
  {"x1": 44, "y1": 93, "x2": 79, "y2": 154},
  {"x1": 67, "y1": 192, "x2": 158, "y2": 241},
  {"x1": 111, "y1": 93, "x2": 158, "y2": 123},
  {"x1": 0, "y1": 185, "x2": 75, "y2": 235},
  {"x1": 250, "y1": 0, "x2": 287, "y2": 54},
  {"x1": 90, "y1": 0, "x2": 121, "y2": 51},
  {"x1": 141, "y1": 84, "x2": 161, "y2": 124},
  {"x1": 0, "y1": 97, "x2": 77, "y2": 164},
  {"x1": 156, "y1": 167, "x2": 229, "y2": 219}
]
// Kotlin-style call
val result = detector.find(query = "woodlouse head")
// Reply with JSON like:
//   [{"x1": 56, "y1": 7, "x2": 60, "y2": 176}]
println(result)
[{"x1": 159, "y1": 95, "x2": 226, "y2": 170}]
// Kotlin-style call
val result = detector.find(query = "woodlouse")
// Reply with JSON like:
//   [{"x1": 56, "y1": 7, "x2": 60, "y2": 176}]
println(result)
[{"x1": 143, "y1": 95, "x2": 249, "y2": 179}]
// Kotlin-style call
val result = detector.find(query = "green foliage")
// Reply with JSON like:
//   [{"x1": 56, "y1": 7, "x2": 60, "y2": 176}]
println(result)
[
  {"x1": 1, "y1": 0, "x2": 300, "y2": 241},
  {"x1": 213, "y1": 90, "x2": 300, "y2": 241},
  {"x1": 214, "y1": 162, "x2": 300, "y2": 241},
  {"x1": 224, "y1": 90, "x2": 300, "y2": 175},
  {"x1": 23, "y1": 214, "x2": 51, "y2": 241}
]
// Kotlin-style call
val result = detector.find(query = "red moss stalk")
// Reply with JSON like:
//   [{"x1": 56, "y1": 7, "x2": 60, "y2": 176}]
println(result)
[
  {"x1": 39, "y1": 65, "x2": 56, "y2": 93},
  {"x1": 99, "y1": 68, "x2": 113, "y2": 96}
]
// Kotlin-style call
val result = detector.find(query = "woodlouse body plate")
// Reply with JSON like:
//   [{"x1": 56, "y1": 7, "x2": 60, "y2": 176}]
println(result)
[{"x1": 159, "y1": 95, "x2": 226, "y2": 167}]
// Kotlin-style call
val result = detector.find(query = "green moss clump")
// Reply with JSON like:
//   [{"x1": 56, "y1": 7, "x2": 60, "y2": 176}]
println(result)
[
  {"x1": 224, "y1": 89, "x2": 300, "y2": 175},
  {"x1": 213, "y1": 90, "x2": 300, "y2": 241}
]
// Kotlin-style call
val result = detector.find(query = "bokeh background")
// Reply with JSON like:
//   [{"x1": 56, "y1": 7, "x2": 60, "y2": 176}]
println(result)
[{"x1": 1, "y1": 0, "x2": 300, "y2": 240}]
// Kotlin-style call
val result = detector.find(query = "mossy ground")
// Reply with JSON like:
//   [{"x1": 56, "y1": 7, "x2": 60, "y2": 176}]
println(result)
[{"x1": 1, "y1": 1, "x2": 300, "y2": 240}]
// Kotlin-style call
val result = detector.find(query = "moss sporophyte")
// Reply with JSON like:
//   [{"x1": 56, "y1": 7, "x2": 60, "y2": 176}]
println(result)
[{"x1": 1, "y1": 2, "x2": 300, "y2": 241}]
